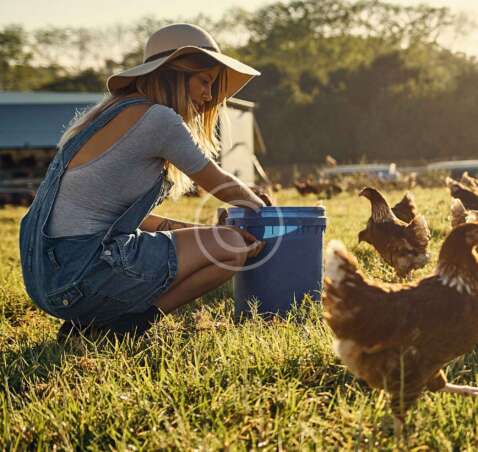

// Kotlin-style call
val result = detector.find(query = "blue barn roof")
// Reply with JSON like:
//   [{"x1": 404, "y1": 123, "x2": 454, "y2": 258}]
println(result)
[
  {"x1": 0, "y1": 91, "x2": 104, "y2": 149},
  {"x1": 0, "y1": 91, "x2": 255, "y2": 150}
]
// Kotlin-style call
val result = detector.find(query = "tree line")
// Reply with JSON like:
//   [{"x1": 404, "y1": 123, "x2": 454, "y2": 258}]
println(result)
[{"x1": 1, "y1": 0, "x2": 477, "y2": 165}]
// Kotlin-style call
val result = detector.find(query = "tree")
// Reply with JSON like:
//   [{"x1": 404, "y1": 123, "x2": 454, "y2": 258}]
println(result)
[
  {"x1": 38, "y1": 68, "x2": 105, "y2": 92},
  {"x1": 0, "y1": 25, "x2": 33, "y2": 90}
]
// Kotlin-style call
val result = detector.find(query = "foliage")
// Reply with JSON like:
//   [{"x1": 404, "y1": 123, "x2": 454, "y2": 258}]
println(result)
[{"x1": 38, "y1": 69, "x2": 106, "y2": 92}]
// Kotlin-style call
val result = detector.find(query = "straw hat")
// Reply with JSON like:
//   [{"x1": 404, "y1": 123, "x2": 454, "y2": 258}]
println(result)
[{"x1": 107, "y1": 23, "x2": 260, "y2": 102}]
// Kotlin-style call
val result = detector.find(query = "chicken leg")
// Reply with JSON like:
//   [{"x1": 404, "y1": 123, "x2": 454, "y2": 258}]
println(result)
[
  {"x1": 438, "y1": 383, "x2": 478, "y2": 396},
  {"x1": 394, "y1": 417, "x2": 403, "y2": 441}
]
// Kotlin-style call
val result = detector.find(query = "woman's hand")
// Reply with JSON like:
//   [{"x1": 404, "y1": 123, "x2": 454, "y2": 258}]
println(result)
[
  {"x1": 216, "y1": 208, "x2": 229, "y2": 226},
  {"x1": 256, "y1": 191, "x2": 273, "y2": 206},
  {"x1": 241, "y1": 229, "x2": 267, "y2": 258},
  {"x1": 216, "y1": 201, "x2": 268, "y2": 227},
  {"x1": 247, "y1": 184, "x2": 274, "y2": 207},
  {"x1": 221, "y1": 225, "x2": 266, "y2": 259}
]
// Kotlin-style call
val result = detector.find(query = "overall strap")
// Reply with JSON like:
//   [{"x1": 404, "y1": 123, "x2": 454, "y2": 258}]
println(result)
[{"x1": 59, "y1": 97, "x2": 151, "y2": 172}]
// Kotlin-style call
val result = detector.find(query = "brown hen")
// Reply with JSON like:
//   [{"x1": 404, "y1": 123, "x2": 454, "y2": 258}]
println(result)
[
  {"x1": 446, "y1": 177, "x2": 478, "y2": 210},
  {"x1": 358, "y1": 187, "x2": 430, "y2": 277},
  {"x1": 294, "y1": 178, "x2": 342, "y2": 199},
  {"x1": 294, "y1": 178, "x2": 315, "y2": 196},
  {"x1": 451, "y1": 198, "x2": 478, "y2": 228},
  {"x1": 324, "y1": 222, "x2": 478, "y2": 436}
]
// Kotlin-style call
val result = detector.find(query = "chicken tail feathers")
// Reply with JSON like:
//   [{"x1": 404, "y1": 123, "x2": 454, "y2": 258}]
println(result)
[
  {"x1": 451, "y1": 197, "x2": 467, "y2": 228},
  {"x1": 446, "y1": 176, "x2": 458, "y2": 190},
  {"x1": 451, "y1": 197, "x2": 478, "y2": 227},
  {"x1": 461, "y1": 171, "x2": 478, "y2": 189},
  {"x1": 392, "y1": 192, "x2": 417, "y2": 223},
  {"x1": 324, "y1": 240, "x2": 359, "y2": 286},
  {"x1": 323, "y1": 240, "x2": 366, "y2": 332},
  {"x1": 405, "y1": 214, "x2": 430, "y2": 247}
]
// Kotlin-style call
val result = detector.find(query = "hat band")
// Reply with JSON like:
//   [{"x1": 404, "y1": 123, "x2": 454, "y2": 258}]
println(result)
[{"x1": 144, "y1": 46, "x2": 218, "y2": 64}]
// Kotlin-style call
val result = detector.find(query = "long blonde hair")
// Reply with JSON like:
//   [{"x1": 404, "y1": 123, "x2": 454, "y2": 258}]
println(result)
[{"x1": 58, "y1": 53, "x2": 227, "y2": 200}]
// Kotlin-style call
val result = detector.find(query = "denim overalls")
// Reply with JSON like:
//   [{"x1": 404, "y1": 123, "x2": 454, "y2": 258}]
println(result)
[{"x1": 19, "y1": 97, "x2": 178, "y2": 326}]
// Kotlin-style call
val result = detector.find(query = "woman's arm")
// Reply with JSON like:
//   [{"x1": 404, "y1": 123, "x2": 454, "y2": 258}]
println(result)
[
  {"x1": 149, "y1": 108, "x2": 267, "y2": 210},
  {"x1": 189, "y1": 161, "x2": 267, "y2": 209},
  {"x1": 140, "y1": 213, "x2": 207, "y2": 232}
]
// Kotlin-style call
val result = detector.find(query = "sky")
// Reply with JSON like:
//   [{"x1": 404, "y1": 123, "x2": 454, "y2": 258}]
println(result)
[
  {"x1": 1, "y1": 0, "x2": 478, "y2": 56},
  {"x1": 0, "y1": 0, "x2": 278, "y2": 28}
]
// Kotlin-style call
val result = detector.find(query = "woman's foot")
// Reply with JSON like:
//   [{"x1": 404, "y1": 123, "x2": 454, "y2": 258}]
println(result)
[{"x1": 56, "y1": 306, "x2": 163, "y2": 343}]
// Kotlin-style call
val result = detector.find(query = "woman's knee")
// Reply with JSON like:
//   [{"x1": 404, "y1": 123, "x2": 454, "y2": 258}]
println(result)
[
  {"x1": 172, "y1": 226, "x2": 248, "y2": 274},
  {"x1": 215, "y1": 227, "x2": 248, "y2": 267}
]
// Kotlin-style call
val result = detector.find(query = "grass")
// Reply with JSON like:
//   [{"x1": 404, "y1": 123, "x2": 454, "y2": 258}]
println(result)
[{"x1": 2, "y1": 187, "x2": 478, "y2": 450}]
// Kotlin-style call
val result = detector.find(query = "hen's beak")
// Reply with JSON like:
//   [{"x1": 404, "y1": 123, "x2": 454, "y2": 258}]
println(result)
[{"x1": 358, "y1": 188, "x2": 367, "y2": 197}]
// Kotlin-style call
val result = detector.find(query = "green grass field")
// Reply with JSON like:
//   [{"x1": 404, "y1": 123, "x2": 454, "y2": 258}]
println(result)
[{"x1": 2, "y1": 187, "x2": 478, "y2": 450}]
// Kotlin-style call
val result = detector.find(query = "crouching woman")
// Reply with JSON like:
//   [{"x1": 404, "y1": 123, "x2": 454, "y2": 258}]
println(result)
[{"x1": 18, "y1": 23, "x2": 270, "y2": 341}]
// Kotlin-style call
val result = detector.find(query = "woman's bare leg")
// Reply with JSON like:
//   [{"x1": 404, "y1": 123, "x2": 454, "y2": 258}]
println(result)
[{"x1": 152, "y1": 226, "x2": 250, "y2": 314}]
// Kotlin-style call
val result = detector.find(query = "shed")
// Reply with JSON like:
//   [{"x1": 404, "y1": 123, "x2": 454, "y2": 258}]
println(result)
[{"x1": 0, "y1": 91, "x2": 266, "y2": 185}]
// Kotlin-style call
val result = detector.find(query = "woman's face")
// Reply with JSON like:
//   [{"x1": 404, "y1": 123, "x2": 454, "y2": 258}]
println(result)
[{"x1": 188, "y1": 66, "x2": 221, "y2": 112}]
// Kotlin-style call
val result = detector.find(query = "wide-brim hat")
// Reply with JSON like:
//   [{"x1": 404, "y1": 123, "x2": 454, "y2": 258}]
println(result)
[{"x1": 107, "y1": 23, "x2": 260, "y2": 103}]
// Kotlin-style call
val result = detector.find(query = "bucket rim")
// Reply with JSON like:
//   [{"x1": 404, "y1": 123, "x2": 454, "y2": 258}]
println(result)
[{"x1": 225, "y1": 206, "x2": 326, "y2": 216}]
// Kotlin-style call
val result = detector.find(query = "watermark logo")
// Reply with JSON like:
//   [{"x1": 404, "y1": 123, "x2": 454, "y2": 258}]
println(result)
[{"x1": 192, "y1": 181, "x2": 286, "y2": 272}]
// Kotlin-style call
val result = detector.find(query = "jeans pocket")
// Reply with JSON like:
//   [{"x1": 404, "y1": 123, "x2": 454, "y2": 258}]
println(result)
[
  {"x1": 45, "y1": 282, "x2": 85, "y2": 310},
  {"x1": 110, "y1": 236, "x2": 144, "y2": 280},
  {"x1": 110, "y1": 233, "x2": 171, "y2": 282},
  {"x1": 44, "y1": 278, "x2": 134, "y2": 324}
]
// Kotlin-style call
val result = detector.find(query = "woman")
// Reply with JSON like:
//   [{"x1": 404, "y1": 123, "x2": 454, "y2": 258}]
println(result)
[{"x1": 18, "y1": 23, "x2": 270, "y2": 341}]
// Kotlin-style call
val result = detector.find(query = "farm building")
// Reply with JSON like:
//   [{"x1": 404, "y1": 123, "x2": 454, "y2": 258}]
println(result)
[
  {"x1": 0, "y1": 91, "x2": 267, "y2": 186},
  {"x1": 426, "y1": 160, "x2": 478, "y2": 178},
  {"x1": 320, "y1": 161, "x2": 478, "y2": 180}
]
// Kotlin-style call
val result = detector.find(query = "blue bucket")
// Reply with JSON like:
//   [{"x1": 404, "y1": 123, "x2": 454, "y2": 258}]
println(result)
[{"x1": 222, "y1": 206, "x2": 327, "y2": 319}]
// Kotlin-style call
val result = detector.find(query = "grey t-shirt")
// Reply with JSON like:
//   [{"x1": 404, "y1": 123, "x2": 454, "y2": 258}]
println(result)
[{"x1": 47, "y1": 104, "x2": 210, "y2": 237}]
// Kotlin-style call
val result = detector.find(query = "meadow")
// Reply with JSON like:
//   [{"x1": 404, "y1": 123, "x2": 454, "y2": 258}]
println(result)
[{"x1": 2, "y1": 187, "x2": 478, "y2": 450}]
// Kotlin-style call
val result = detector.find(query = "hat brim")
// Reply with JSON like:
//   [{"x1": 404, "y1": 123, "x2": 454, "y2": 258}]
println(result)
[{"x1": 106, "y1": 46, "x2": 260, "y2": 102}]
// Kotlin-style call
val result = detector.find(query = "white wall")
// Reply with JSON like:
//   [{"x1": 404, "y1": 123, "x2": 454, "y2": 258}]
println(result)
[{"x1": 220, "y1": 106, "x2": 255, "y2": 185}]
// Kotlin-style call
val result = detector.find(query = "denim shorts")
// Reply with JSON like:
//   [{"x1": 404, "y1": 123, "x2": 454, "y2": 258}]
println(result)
[{"x1": 44, "y1": 230, "x2": 178, "y2": 326}]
